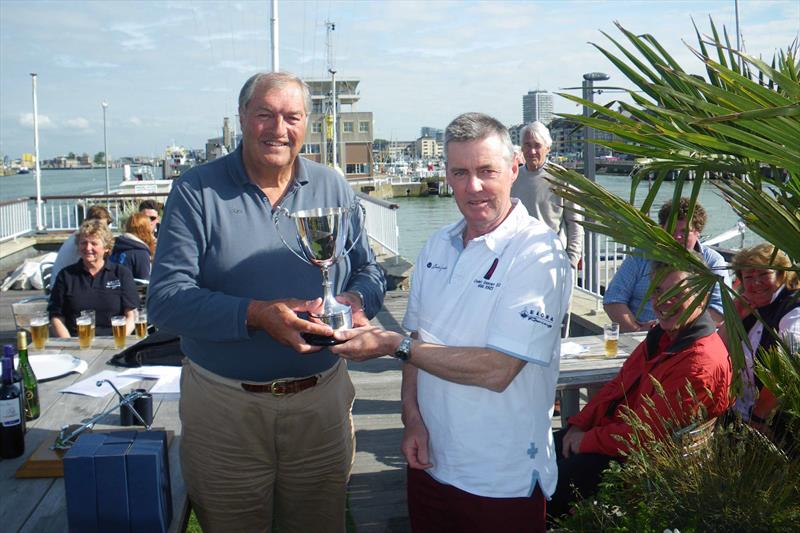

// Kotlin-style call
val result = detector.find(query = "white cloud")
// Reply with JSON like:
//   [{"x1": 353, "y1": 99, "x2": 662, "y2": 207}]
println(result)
[
  {"x1": 63, "y1": 117, "x2": 91, "y2": 129},
  {"x1": 130, "y1": 117, "x2": 142, "y2": 126},
  {"x1": 217, "y1": 59, "x2": 261, "y2": 74},
  {"x1": 53, "y1": 55, "x2": 118, "y2": 69},
  {"x1": 18, "y1": 113, "x2": 56, "y2": 129}
]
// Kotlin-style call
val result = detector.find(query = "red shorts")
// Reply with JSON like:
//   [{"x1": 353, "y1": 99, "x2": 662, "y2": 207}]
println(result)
[{"x1": 406, "y1": 466, "x2": 546, "y2": 533}]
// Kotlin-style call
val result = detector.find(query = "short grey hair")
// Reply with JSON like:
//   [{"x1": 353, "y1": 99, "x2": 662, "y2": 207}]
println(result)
[
  {"x1": 238, "y1": 72, "x2": 312, "y2": 115},
  {"x1": 444, "y1": 112, "x2": 515, "y2": 164},
  {"x1": 521, "y1": 121, "x2": 552, "y2": 148}
]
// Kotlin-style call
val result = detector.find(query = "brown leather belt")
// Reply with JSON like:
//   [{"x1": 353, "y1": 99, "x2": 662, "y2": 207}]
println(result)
[{"x1": 241, "y1": 376, "x2": 319, "y2": 396}]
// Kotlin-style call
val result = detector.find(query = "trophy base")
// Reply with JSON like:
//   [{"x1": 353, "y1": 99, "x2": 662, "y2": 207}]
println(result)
[{"x1": 302, "y1": 333, "x2": 344, "y2": 346}]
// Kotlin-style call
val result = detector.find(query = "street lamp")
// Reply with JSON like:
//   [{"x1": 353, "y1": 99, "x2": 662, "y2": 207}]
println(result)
[{"x1": 102, "y1": 101, "x2": 109, "y2": 194}]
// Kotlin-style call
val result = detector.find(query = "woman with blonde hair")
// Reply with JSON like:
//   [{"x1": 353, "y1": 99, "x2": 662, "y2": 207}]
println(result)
[
  {"x1": 726, "y1": 243, "x2": 799, "y2": 433},
  {"x1": 109, "y1": 212, "x2": 156, "y2": 280},
  {"x1": 49, "y1": 219, "x2": 138, "y2": 338}
]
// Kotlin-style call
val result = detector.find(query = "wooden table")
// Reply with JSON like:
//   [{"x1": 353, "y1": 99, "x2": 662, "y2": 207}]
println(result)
[
  {"x1": 558, "y1": 332, "x2": 647, "y2": 422},
  {"x1": 0, "y1": 336, "x2": 188, "y2": 533}
]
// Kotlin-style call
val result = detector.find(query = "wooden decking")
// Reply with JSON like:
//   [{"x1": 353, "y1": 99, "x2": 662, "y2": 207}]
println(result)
[{"x1": 348, "y1": 291, "x2": 410, "y2": 532}]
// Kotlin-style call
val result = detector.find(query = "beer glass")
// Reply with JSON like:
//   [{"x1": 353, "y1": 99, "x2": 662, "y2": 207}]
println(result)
[
  {"x1": 30, "y1": 312, "x2": 49, "y2": 350},
  {"x1": 111, "y1": 315, "x2": 127, "y2": 350},
  {"x1": 76, "y1": 315, "x2": 93, "y2": 349},
  {"x1": 81, "y1": 309, "x2": 96, "y2": 343},
  {"x1": 604, "y1": 322, "x2": 620, "y2": 357},
  {"x1": 135, "y1": 308, "x2": 148, "y2": 339}
]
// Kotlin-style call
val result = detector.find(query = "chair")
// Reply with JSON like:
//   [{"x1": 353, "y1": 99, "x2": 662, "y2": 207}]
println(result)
[
  {"x1": 11, "y1": 297, "x2": 49, "y2": 331},
  {"x1": 40, "y1": 261, "x2": 54, "y2": 294},
  {"x1": 673, "y1": 417, "x2": 718, "y2": 457},
  {"x1": 134, "y1": 278, "x2": 149, "y2": 307}
]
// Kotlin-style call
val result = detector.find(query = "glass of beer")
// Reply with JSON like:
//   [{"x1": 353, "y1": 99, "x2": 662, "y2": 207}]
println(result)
[
  {"x1": 604, "y1": 322, "x2": 620, "y2": 357},
  {"x1": 81, "y1": 309, "x2": 96, "y2": 343},
  {"x1": 30, "y1": 312, "x2": 50, "y2": 350},
  {"x1": 112, "y1": 315, "x2": 127, "y2": 350},
  {"x1": 76, "y1": 315, "x2": 93, "y2": 349},
  {"x1": 135, "y1": 308, "x2": 148, "y2": 339}
]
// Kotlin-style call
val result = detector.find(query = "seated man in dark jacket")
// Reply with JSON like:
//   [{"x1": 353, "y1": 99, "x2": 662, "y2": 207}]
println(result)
[{"x1": 549, "y1": 257, "x2": 732, "y2": 519}]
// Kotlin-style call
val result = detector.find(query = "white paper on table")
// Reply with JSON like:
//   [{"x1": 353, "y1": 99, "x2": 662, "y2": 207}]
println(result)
[
  {"x1": 59, "y1": 370, "x2": 142, "y2": 397},
  {"x1": 118, "y1": 366, "x2": 181, "y2": 381},
  {"x1": 560, "y1": 341, "x2": 588, "y2": 358},
  {"x1": 148, "y1": 369, "x2": 181, "y2": 400}
]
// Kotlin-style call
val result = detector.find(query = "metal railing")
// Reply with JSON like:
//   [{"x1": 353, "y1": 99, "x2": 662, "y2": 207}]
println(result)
[
  {"x1": 2, "y1": 193, "x2": 402, "y2": 261},
  {"x1": 357, "y1": 193, "x2": 400, "y2": 256},
  {"x1": 0, "y1": 198, "x2": 33, "y2": 242}
]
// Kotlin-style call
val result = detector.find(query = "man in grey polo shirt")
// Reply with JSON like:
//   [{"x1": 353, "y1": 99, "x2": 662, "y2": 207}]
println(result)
[{"x1": 148, "y1": 71, "x2": 385, "y2": 533}]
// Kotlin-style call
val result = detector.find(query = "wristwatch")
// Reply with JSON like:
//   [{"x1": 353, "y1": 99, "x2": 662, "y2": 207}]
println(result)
[{"x1": 393, "y1": 335, "x2": 413, "y2": 362}]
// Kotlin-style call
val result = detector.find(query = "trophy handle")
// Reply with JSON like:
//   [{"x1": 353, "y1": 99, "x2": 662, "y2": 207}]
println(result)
[
  {"x1": 272, "y1": 207, "x2": 314, "y2": 265},
  {"x1": 341, "y1": 200, "x2": 367, "y2": 258}
]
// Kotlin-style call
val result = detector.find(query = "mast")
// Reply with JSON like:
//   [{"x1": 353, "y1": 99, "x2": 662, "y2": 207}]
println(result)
[
  {"x1": 270, "y1": 0, "x2": 279, "y2": 71},
  {"x1": 30, "y1": 73, "x2": 43, "y2": 230},
  {"x1": 326, "y1": 21, "x2": 338, "y2": 171}
]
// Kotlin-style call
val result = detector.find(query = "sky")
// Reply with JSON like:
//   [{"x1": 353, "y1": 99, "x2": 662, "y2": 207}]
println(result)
[{"x1": 1, "y1": 0, "x2": 797, "y2": 160}]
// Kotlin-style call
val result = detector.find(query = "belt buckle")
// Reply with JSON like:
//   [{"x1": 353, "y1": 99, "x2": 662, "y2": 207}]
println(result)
[{"x1": 270, "y1": 379, "x2": 288, "y2": 396}]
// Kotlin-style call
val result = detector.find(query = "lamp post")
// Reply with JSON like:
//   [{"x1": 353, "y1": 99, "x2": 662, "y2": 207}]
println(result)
[
  {"x1": 582, "y1": 72, "x2": 609, "y2": 295},
  {"x1": 102, "y1": 101, "x2": 109, "y2": 194},
  {"x1": 30, "y1": 73, "x2": 43, "y2": 230}
]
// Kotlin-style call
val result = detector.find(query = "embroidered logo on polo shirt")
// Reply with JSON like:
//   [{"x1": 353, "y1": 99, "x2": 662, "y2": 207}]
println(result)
[
  {"x1": 106, "y1": 280, "x2": 121, "y2": 290},
  {"x1": 483, "y1": 258, "x2": 499, "y2": 280},
  {"x1": 519, "y1": 307, "x2": 554, "y2": 328},
  {"x1": 426, "y1": 262, "x2": 447, "y2": 271}
]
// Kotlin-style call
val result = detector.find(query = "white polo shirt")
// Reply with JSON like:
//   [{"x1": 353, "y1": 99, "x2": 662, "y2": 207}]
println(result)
[{"x1": 402, "y1": 200, "x2": 573, "y2": 498}]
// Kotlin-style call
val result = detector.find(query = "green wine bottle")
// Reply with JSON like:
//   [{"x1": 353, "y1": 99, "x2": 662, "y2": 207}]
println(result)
[{"x1": 17, "y1": 331, "x2": 40, "y2": 420}]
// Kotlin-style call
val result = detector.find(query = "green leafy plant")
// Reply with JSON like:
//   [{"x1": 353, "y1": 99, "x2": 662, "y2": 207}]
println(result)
[
  {"x1": 558, "y1": 382, "x2": 800, "y2": 532},
  {"x1": 546, "y1": 18, "x2": 799, "y2": 406}
]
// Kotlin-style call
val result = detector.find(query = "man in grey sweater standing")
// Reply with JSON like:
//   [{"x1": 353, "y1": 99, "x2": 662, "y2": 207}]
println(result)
[
  {"x1": 511, "y1": 121, "x2": 584, "y2": 268},
  {"x1": 148, "y1": 72, "x2": 386, "y2": 533}
]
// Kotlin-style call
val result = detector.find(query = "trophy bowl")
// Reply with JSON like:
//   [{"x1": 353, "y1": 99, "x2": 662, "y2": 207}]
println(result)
[{"x1": 273, "y1": 203, "x2": 364, "y2": 346}]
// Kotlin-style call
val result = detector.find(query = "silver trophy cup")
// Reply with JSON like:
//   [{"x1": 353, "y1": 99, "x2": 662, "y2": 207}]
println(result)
[{"x1": 273, "y1": 202, "x2": 364, "y2": 345}]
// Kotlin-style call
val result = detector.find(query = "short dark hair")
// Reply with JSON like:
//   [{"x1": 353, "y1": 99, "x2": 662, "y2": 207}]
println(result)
[
  {"x1": 444, "y1": 112, "x2": 514, "y2": 164},
  {"x1": 138, "y1": 200, "x2": 158, "y2": 212},
  {"x1": 658, "y1": 197, "x2": 707, "y2": 233}
]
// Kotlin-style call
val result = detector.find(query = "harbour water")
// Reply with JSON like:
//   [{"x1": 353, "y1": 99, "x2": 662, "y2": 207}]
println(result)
[
  {"x1": 0, "y1": 168, "x2": 126, "y2": 201},
  {"x1": 394, "y1": 174, "x2": 763, "y2": 261},
  {"x1": 1, "y1": 168, "x2": 760, "y2": 261}
]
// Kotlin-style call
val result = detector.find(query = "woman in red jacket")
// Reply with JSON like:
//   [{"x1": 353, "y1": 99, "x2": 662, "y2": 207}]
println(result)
[{"x1": 549, "y1": 258, "x2": 732, "y2": 520}]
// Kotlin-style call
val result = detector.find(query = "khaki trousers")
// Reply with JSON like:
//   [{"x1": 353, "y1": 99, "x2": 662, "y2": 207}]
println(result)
[{"x1": 179, "y1": 359, "x2": 356, "y2": 533}]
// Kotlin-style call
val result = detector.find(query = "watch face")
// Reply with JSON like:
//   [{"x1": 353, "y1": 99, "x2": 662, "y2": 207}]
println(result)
[{"x1": 395, "y1": 337, "x2": 411, "y2": 361}]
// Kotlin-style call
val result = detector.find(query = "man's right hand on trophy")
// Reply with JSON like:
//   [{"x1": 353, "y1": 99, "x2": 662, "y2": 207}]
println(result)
[{"x1": 246, "y1": 298, "x2": 333, "y2": 353}]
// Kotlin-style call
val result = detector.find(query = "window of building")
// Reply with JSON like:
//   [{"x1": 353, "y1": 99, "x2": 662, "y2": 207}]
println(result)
[
  {"x1": 346, "y1": 163, "x2": 369, "y2": 174},
  {"x1": 312, "y1": 122, "x2": 322, "y2": 133},
  {"x1": 312, "y1": 102, "x2": 324, "y2": 113},
  {"x1": 301, "y1": 144, "x2": 321, "y2": 154},
  {"x1": 343, "y1": 121, "x2": 354, "y2": 133},
  {"x1": 359, "y1": 121, "x2": 370, "y2": 133}
]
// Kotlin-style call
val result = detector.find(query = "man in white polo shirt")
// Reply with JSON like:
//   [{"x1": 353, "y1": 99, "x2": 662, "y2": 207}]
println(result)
[{"x1": 332, "y1": 112, "x2": 572, "y2": 531}]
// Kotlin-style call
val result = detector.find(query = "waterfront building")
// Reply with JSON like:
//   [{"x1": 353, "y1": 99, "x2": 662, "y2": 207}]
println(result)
[
  {"x1": 414, "y1": 137, "x2": 442, "y2": 159},
  {"x1": 420, "y1": 127, "x2": 444, "y2": 143},
  {"x1": 386, "y1": 141, "x2": 414, "y2": 162},
  {"x1": 303, "y1": 78, "x2": 373, "y2": 178},
  {"x1": 549, "y1": 117, "x2": 615, "y2": 159},
  {"x1": 508, "y1": 124, "x2": 525, "y2": 146},
  {"x1": 522, "y1": 90, "x2": 554, "y2": 125}
]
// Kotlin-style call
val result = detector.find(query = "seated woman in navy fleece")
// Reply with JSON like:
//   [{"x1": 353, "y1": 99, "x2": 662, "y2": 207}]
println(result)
[
  {"x1": 49, "y1": 219, "x2": 139, "y2": 338},
  {"x1": 109, "y1": 212, "x2": 155, "y2": 280}
]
